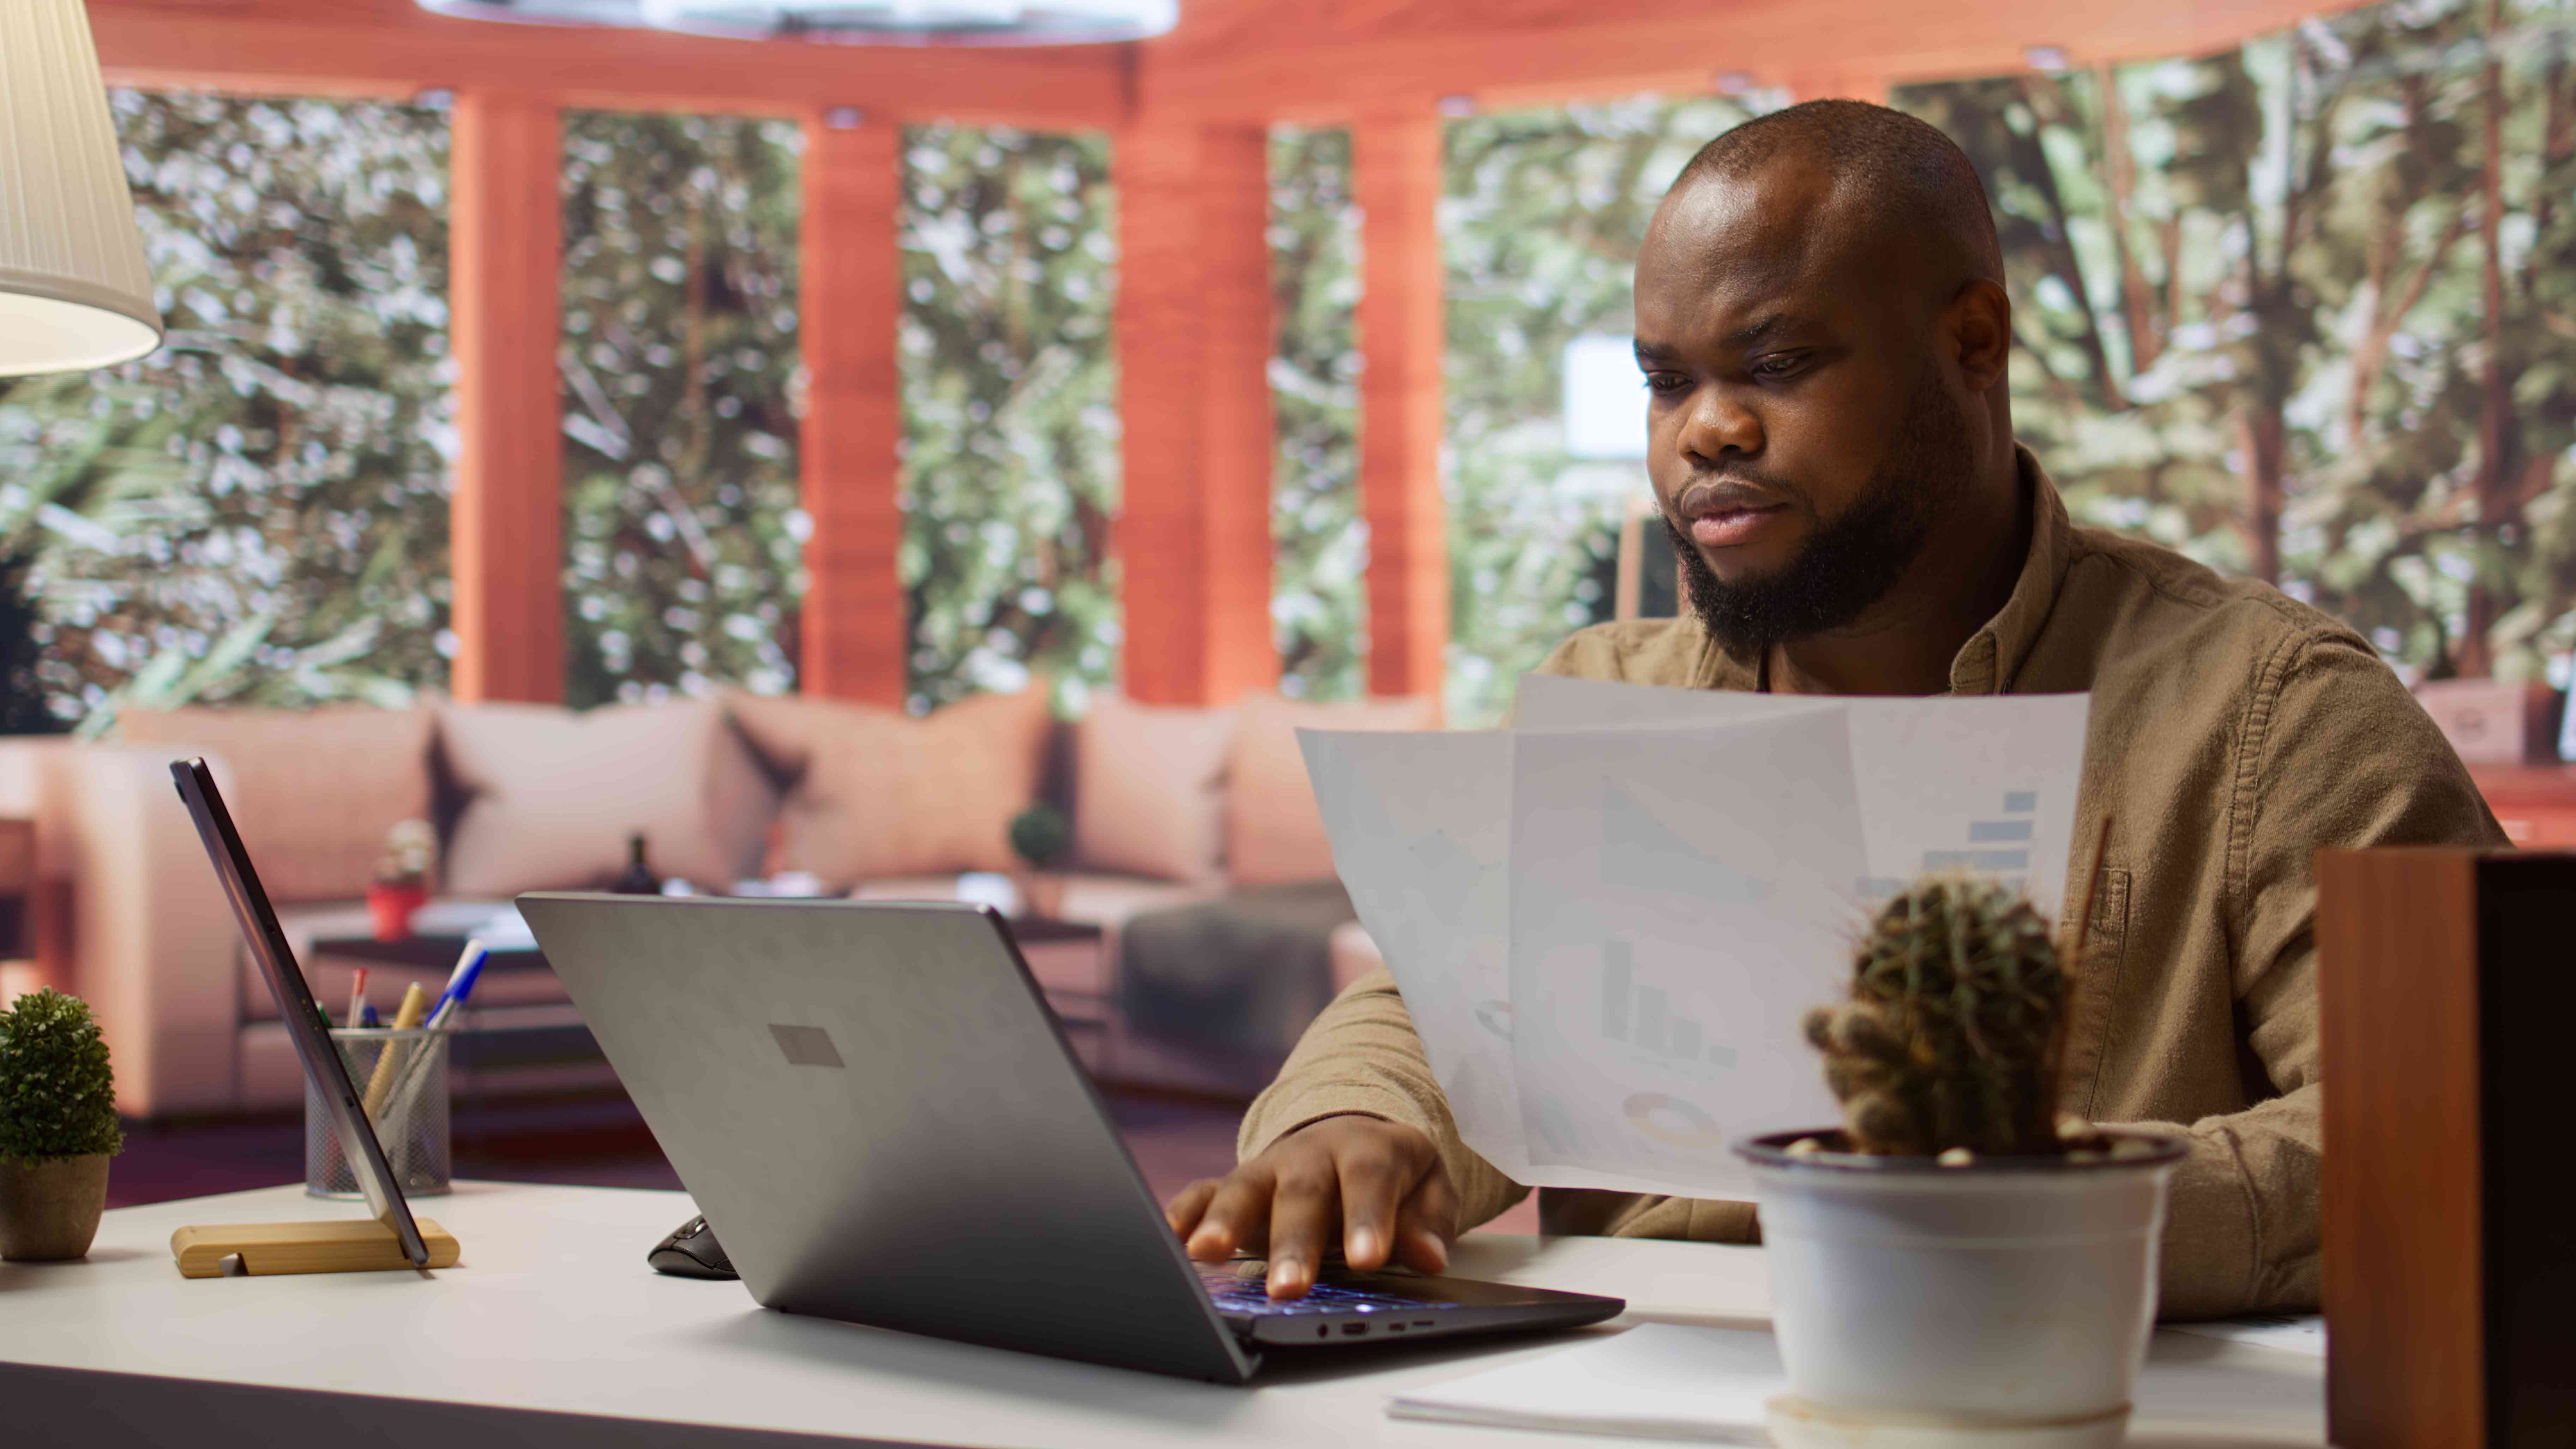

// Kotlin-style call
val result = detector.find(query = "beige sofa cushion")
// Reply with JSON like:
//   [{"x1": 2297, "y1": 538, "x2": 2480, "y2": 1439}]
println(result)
[
  {"x1": 1225, "y1": 692, "x2": 1437, "y2": 887},
  {"x1": 1072, "y1": 694, "x2": 1234, "y2": 884},
  {"x1": 728, "y1": 688, "x2": 1052, "y2": 889},
  {"x1": 436, "y1": 699, "x2": 776, "y2": 895},
  {"x1": 116, "y1": 704, "x2": 435, "y2": 902}
]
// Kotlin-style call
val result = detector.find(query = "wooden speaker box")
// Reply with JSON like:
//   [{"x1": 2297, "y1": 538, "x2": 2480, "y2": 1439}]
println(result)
[{"x1": 2318, "y1": 849, "x2": 2576, "y2": 1447}]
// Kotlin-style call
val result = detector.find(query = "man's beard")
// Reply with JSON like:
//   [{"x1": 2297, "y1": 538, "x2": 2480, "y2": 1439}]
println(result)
[{"x1": 1662, "y1": 367, "x2": 1972, "y2": 660}]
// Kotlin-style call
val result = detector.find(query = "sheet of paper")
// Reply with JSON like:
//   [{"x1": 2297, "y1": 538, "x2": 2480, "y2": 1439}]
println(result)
[
  {"x1": 1508, "y1": 714, "x2": 1861, "y2": 1194},
  {"x1": 1386, "y1": 1323, "x2": 1778, "y2": 1441},
  {"x1": 1520, "y1": 674, "x2": 2093, "y2": 919},
  {"x1": 1299, "y1": 679, "x2": 2089, "y2": 1199},
  {"x1": 2162, "y1": 1314, "x2": 2327, "y2": 1358},
  {"x1": 1298, "y1": 727, "x2": 1532, "y2": 1179}
]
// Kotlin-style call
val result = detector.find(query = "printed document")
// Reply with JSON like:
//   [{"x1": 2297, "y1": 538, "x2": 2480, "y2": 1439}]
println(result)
[{"x1": 1299, "y1": 677, "x2": 2088, "y2": 1198}]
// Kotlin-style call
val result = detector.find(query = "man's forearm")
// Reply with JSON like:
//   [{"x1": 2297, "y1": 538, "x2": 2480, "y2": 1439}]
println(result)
[
  {"x1": 1238, "y1": 970, "x2": 1530, "y2": 1230},
  {"x1": 2112, "y1": 1083, "x2": 2319, "y2": 1320}
]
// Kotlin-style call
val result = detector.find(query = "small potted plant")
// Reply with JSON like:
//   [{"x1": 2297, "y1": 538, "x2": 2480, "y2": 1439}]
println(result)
[
  {"x1": 1006, "y1": 805, "x2": 1071, "y2": 921},
  {"x1": 1735, "y1": 877, "x2": 2185, "y2": 1448},
  {"x1": 0, "y1": 988, "x2": 125, "y2": 1261},
  {"x1": 368, "y1": 817, "x2": 436, "y2": 942}
]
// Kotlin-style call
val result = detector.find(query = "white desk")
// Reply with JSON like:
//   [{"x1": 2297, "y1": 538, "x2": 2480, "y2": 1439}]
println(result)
[{"x1": 1, "y1": 1183, "x2": 2324, "y2": 1448}]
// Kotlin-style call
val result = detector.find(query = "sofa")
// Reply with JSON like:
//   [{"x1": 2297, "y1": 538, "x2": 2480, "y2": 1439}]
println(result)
[{"x1": 0, "y1": 686, "x2": 1419, "y2": 1118}]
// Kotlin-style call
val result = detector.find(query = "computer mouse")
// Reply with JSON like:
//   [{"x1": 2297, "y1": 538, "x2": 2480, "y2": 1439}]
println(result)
[{"x1": 648, "y1": 1214, "x2": 738, "y2": 1280}]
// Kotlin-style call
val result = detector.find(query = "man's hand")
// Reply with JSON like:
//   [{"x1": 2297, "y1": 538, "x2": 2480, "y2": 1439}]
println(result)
[{"x1": 1162, "y1": 1115, "x2": 1457, "y2": 1300}]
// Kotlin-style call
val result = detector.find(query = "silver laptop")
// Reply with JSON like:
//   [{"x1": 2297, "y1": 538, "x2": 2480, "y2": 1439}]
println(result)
[{"x1": 517, "y1": 893, "x2": 1621, "y2": 1382}]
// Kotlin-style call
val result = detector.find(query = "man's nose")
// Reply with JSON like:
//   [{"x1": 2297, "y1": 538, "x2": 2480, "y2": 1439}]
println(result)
[{"x1": 1677, "y1": 390, "x2": 1762, "y2": 464}]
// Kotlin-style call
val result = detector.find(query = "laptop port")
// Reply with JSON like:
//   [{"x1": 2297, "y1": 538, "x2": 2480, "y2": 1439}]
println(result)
[
  {"x1": 1316, "y1": 1325, "x2": 1329, "y2": 1339},
  {"x1": 1413, "y1": 1320, "x2": 1435, "y2": 1328},
  {"x1": 1341, "y1": 1322, "x2": 1368, "y2": 1336}
]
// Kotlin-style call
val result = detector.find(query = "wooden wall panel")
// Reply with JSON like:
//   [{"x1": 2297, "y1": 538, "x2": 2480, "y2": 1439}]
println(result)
[
  {"x1": 449, "y1": 89, "x2": 564, "y2": 705},
  {"x1": 1113, "y1": 119, "x2": 1278, "y2": 707},
  {"x1": 1353, "y1": 106, "x2": 1447, "y2": 707},
  {"x1": 796, "y1": 115, "x2": 905, "y2": 707},
  {"x1": 2318, "y1": 848, "x2": 2485, "y2": 1447}
]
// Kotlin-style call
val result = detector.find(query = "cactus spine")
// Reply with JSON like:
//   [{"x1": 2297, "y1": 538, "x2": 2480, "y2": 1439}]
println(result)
[{"x1": 1802, "y1": 877, "x2": 2069, "y2": 1157}]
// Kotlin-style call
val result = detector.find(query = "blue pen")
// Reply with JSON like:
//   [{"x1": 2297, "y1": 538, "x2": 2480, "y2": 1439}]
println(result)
[
  {"x1": 423, "y1": 939, "x2": 489, "y2": 1030},
  {"x1": 359, "y1": 1003, "x2": 381, "y2": 1028}
]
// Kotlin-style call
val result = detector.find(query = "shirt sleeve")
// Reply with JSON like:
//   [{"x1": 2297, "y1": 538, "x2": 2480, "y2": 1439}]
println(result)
[
  {"x1": 2122, "y1": 630, "x2": 2506, "y2": 1319},
  {"x1": 1236, "y1": 970, "x2": 1531, "y2": 1231}
]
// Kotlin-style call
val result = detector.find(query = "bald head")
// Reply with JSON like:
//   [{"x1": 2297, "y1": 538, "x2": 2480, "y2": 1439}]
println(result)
[
  {"x1": 1630, "y1": 100, "x2": 2022, "y2": 671},
  {"x1": 1674, "y1": 100, "x2": 2003, "y2": 292}
]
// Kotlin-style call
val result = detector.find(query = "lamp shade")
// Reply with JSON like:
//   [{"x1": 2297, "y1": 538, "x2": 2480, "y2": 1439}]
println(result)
[{"x1": 0, "y1": 0, "x2": 162, "y2": 376}]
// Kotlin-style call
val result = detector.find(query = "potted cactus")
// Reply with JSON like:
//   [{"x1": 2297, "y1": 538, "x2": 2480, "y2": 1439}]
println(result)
[
  {"x1": 1007, "y1": 805, "x2": 1071, "y2": 922},
  {"x1": 0, "y1": 988, "x2": 124, "y2": 1261},
  {"x1": 1734, "y1": 877, "x2": 2185, "y2": 1449}
]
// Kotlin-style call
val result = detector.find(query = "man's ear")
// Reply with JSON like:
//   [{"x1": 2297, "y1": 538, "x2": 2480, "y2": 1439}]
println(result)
[{"x1": 1944, "y1": 278, "x2": 2012, "y2": 394}]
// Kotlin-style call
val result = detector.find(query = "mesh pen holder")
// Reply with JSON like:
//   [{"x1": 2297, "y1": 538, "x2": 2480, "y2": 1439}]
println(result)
[{"x1": 306, "y1": 1026, "x2": 452, "y2": 1198}]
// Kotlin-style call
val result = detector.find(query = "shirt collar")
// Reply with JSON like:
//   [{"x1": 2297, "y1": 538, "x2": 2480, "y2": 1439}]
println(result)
[{"x1": 1684, "y1": 444, "x2": 2072, "y2": 697}]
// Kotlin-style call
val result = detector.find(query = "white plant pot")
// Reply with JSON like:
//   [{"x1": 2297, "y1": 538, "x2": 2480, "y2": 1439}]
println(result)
[{"x1": 1736, "y1": 1128, "x2": 2187, "y2": 1449}]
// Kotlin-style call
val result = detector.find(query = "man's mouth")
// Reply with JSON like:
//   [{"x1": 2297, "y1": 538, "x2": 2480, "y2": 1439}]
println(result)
[{"x1": 1686, "y1": 501, "x2": 1790, "y2": 548}]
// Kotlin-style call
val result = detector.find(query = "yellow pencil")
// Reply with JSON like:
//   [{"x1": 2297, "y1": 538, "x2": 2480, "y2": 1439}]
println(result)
[{"x1": 362, "y1": 982, "x2": 430, "y2": 1120}]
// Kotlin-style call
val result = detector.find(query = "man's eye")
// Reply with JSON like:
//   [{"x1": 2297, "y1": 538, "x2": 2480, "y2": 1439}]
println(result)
[
  {"x1": 1642, "y1": 372, "x2": 1691, "y2": 396},
  {"x1": 1751, "y1": 354, "x2": 1807, "y2": 380}
]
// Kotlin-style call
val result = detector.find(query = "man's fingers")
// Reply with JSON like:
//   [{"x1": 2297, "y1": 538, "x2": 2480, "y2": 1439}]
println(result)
[
  {"x1": 1332, "y1": 1147, "x2": 1411, "y2": 1271},
  {"x1": 1391, "y1": 1165, "x2": 1458, "y2": 1275},
  {"x1": 1163, "y1": 1178, "x2": 1221, "y2": 1237},
  {"x1": 1263, "y1": 1162, "x2": 1338, "y2": 1299},
  {"x1": 1187, "y1": 1170, "x2": 1274, "y2": 1262}
]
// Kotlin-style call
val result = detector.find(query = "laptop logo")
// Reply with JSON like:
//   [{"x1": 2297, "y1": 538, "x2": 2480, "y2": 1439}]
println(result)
[{"x1": 768, "y1": 1024, "x2": 845, "y2": 1069}]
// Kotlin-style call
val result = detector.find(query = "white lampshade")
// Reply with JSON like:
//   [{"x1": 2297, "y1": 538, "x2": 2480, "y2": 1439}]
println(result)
[{"x1": 0, "y1": 0, "x2": 163, "y2": 376}]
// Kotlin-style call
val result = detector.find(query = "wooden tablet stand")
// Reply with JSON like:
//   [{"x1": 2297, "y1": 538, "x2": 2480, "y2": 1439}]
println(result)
[{"x1": 171, "y1": 1218, "x2": 460, "y2": 1278}]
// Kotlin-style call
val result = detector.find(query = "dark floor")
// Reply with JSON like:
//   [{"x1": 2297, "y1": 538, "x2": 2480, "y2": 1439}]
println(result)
[
  {"x1": 108, "y1": 1085, "x2": 1544, "y2": 1234},
  {"x1": 108, "y1": 1085, "x2": 1245, "y2": 1211}
]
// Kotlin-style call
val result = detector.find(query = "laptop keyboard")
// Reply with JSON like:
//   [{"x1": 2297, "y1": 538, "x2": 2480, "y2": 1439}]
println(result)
[{"x1": 1198, "y1": 1268, "x2": 1458, "y2": 1316}]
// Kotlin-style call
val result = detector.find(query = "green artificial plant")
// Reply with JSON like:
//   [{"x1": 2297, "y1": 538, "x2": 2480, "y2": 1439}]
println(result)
[
  {"x1": 1007, "y1": 805, "x2": 1071, "y2": 873},
  {"x1": 0, "y1": 989, "x2": 124, "y2": 1162},
  {"x1": 1802, "y1": 877, "x2": 2070, "y2": 1158}
]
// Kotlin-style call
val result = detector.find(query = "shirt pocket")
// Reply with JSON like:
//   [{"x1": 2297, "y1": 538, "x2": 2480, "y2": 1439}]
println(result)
[{"x1": 2059, "y1": 867, "x2": 2132, "y2": 1117}]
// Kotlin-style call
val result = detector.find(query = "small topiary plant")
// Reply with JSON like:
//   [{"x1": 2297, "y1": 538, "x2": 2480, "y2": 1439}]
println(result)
[
  {"x1": 1802, "y1": 877, "x2": 2070, "y2": 1158},
  {"x1": 0, "y1": 989, "x2": 124, "y2": 1162},
  {"x1": 1008, "y1": 805, "x2": 1071, "y2": 872}
]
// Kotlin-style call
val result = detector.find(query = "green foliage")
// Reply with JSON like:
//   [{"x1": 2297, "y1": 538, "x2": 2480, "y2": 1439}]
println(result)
[
  {"x1": 1438, "y1": 95, "x2": 1763, "y2": 723},
  {"x1": 559, "y1": 111, "x2": 807, "y2": 707},
  {"x1": 1007, "y1": 804, "x2": 1071, "y2": 869},
  {"x1": 1803, "y1": 878, "x2": 2067, "y2": 1157},
  {"x1": 1901, "y1": 2, "x2": 2576, "y2": 681},
  {"x1": 899, "y1": 124, "x2": 1118, "y2": 711},
  {"x1": 0, "y1": 990, "x2": 124, "y2": 1162},
  {"x1": 1, "y1": 92, "x2": 453, "y2": 732},
  {"x1": 1269, "y1": 127, "x2": 1366, "y2": 701}
]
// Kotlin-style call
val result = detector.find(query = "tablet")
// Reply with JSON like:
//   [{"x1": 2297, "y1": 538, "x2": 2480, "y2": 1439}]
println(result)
[{"x1": 170, "y1": 757, "x2": 429, "y2": 1266}]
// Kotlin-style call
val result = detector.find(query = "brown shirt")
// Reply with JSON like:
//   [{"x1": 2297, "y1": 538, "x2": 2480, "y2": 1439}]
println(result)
[{"x1": 1239, "y1": 451, "x2": 2505, "y2": 1320}]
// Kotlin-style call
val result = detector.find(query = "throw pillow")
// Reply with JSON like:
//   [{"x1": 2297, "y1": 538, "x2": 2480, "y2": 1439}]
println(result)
[
  {"x1": 436, "y1": 699, "x2": 776, "y2": 896},
  {"x1": 117, "y1": 704, "x2": 435, "y2": 902},
  {"x1": 1225, "y1": 692, "x2": 1436, "y2": 888},
  {"x1": 1072, "y1": 694, "x2": 1234, "y2": 884},
  {"x1": 727, "y1": 687, "x2": 1053, "y2": 889}
]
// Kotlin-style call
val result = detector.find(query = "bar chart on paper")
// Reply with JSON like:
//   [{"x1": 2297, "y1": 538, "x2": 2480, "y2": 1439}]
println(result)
[{"x1": 1599, "y1": 941, "x2": 1737, "y2": 1069}]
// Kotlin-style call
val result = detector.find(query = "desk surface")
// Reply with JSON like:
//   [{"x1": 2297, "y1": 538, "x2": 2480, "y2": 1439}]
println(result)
[{"x1": 2, "y1": 1182, "x2": 2324, "y2": 1449}]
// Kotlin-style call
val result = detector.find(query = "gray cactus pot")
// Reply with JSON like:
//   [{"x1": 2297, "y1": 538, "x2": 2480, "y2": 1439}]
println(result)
[{"x1": 0, "y1": 1154, "x2": 112, "y2": 1261}]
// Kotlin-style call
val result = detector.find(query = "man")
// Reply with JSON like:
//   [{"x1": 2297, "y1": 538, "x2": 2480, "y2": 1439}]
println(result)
[{"x1": 1162, "y1": 100, "x2": 2505, "y2": 1319}]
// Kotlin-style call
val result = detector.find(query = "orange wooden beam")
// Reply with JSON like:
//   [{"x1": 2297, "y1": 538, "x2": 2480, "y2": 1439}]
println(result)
[
  {"x1": 1139, "y1": 0, "x2": 2369, "y2": 122},
  {"x1": 87, "y1": 0, "x2": 1127, "y2": 128},
  {"x1": 1353, "y1": 104, "x2": 1446, "y2": 708},
  {"x1": 1113, "y1": 118, "x2": 1278, "y2": 707},
  {"x1": 449, "y1": 88, "x2": 564, "y2": 705},
  {"x1": 796, "y1": 112, "x2": 905, "y2": 707}
]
